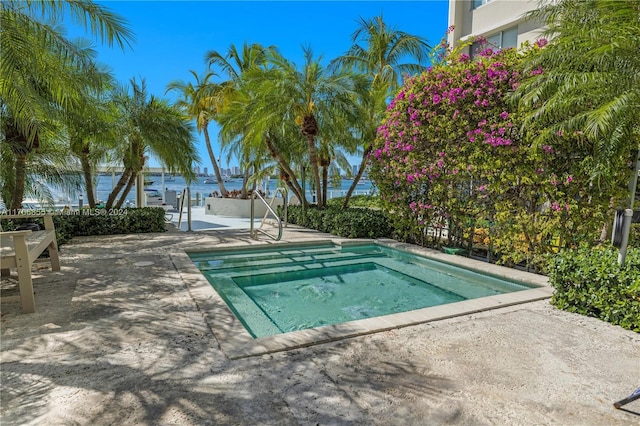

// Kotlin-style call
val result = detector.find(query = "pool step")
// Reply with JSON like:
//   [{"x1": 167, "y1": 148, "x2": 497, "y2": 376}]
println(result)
[{"x1": 194, "y1": 248, "x2": 385, "y2": 273}]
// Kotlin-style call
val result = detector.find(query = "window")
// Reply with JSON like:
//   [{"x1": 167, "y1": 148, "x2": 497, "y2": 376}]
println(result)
[
  {"x1": 470, "y1": 26, "x2": 519, "y2": 58},
  {"x1": 472, "y1": 0, "x2": 494, "y2": 9}
]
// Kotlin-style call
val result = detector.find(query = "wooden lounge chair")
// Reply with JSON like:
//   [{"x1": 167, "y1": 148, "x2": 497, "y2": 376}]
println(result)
[{"x1": 0, "y1": 213, "x2": 60, "y2": 313}]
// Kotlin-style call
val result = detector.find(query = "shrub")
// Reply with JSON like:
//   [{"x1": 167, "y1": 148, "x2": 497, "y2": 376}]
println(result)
[
  {"x1": 282, "y1": 205, "x2": 393, "y2": 239},
  {"x1": 2, "y1": 207, "x2": 167, "y2": 246},
  {"x1": 368, "y1": 39, "x2": 630, "y2": 271},
  {"x1": 327, "y1": 195, "x2": 384, "y2": 209},
  {"x1": 547, "y1": 245, "x2": 640, "y2": 332}
]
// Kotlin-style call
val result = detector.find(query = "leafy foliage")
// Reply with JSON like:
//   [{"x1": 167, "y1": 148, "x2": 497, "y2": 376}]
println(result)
[
  {"x1": 516, "y1": 0, "x2": 640, "y2": 184},
  {"x1": 2, "y1": 208, "x2": 166, "y2": 246},
  {"x1": 327, "y1": 194, "x2": 383, "y2": 209},
  {"x1": 283, "y1": 205, "x2": 392, "y2": 239},
  {"x1": 369, "y1": 39, "x2": 630, "y2": 270},
  {"x1": 548, "y1": 245, "x2": 640, "y2": 332}
]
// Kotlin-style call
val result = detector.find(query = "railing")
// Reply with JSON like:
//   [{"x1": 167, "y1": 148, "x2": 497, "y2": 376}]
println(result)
[
  {"x1": 250, "y1": 187, "x2": 287, "y2": 241},
  {"x1": 176, "y1": 188, "x2": 192, "y2": 232}
]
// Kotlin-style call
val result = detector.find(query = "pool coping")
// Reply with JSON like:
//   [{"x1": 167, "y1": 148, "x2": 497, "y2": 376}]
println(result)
[{"x1": 173, "y1": 238, "x2": 553, "y2": 360}]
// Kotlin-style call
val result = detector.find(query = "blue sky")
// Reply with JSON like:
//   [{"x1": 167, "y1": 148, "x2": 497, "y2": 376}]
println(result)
[{"x1": 81, "y1": 1, "x2": 450, "y2": 170}]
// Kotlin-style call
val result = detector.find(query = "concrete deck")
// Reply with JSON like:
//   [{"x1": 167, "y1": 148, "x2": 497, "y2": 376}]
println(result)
[{"x1": 1, "y1": 222, "x2": 639, "y2": 425}]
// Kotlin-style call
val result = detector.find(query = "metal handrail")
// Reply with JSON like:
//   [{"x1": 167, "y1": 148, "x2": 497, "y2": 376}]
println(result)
[
  {"x1": 176, "y1": 187, "x2": 192, "y2": 232},
  {"x1": 260, "y1": 187, "x2": 288, "y2": 230},
  {"x1": 250, "y1": 188, "x2": 287, "y2": 241}
]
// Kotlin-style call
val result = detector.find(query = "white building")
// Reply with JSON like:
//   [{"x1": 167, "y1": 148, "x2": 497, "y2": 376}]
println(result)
[{"x1": 448, "y1": 0, "x2": 546, "y2": 55}]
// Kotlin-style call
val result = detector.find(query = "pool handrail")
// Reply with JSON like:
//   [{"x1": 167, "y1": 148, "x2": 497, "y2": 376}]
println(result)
[
  {"x1": 176, "y1": 187, "x2": 193, "y2": 232},
  {"x1": 250, "y1": 188, "x2": 286, "y2": 241}
]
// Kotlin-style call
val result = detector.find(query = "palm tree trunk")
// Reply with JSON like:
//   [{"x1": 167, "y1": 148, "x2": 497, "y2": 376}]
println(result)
[
  {"x1": 79, "y1": 148, "x2": 96, "y2": 208},
  {"x1": 115, "y1": 170, "x2": 137, "y2": 209},
  {"x1": 322, "y1": 164, "x2": 329, "y2": 206},
  {"x1": 265, "y1": 137, "x2": 307, "y2": 206},
  {"x1": 240, "y1": 168, "x2": 250, "y2": 199},
  {"x1": 105, "y1": 169, "x2": 132, "y2": 209},
  {"x1": 9, "y1": 153, "x2": 27, "y2": 210},
  {"x1": 203, "y1": 123, "x2": 229, "y2": 197},
  {"x1": 306, "y1": 134, "x2": 323, "y2": 208},
  {"x1": 342, "y1": 145, "x2": 372, "y2": 208}
]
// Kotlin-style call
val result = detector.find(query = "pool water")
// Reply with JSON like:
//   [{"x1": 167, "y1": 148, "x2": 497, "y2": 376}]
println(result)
[{"x1": 189, "y1": 243, "x2": 536, "y2": 338}]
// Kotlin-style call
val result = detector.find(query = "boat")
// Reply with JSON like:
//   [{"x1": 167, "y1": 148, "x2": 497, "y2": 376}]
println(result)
[
  {"x1": 203, "y1": 178, "x2": 217, "y2": 184},
  {"x1": 144, "y1": 180, "x2": 154, "y2": 186},
  {"x1": 144, "y1": 188, "x2": 163, "y2": 205}
]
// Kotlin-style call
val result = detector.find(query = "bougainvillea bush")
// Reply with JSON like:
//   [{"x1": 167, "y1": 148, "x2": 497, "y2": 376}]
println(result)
[{"x1": 369, "y1": 40, "x2": 630, "y2": 270}]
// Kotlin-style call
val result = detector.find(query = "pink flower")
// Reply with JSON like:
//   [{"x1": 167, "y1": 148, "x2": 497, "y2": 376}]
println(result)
[
  {"x1": 530, "y1": 66, "x2": 543, "y2": 76},
  {"x1": 535, "y1": 38, "x2": 548, "y2": 48},
  {"x1": 565, "y1": 175, "x2": 573, "y2": 184},
  {"x1": 500, "y1": 111, "x2": 509, "y2": 120}
]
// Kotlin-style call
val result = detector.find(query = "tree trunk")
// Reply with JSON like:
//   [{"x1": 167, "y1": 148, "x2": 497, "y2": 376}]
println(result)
[
  {"x1": 306, "y1": 134, "x2": 323, "y2": 207},
  {"x1": 322, "y1": 163, "x2": 329, "y2": 207},
  {"x1": 203, "y1": 122, "x2": 229, "y2": 197},
  {"x1": 9, "y1": 153, "x2": 27, "y2": 210},
  {"x1": 342, "y1": 145, "x2": 372, "y2": 209},
  {"x1": 301, "y1": 115, "x2": 322, "y2": 208},
  {"x1": 115, "y1": 170, "x2": 137, "y2": 209},
  {"x1": 79, "y1": 148, "x2": 96, "y2": 208},
  {"x1": 105, "y1": 168, "x2": 132, "y2": 209},
  {"x1": 265, "y1": 137, "x2": 306, "y2": 207},
  {"x1": 240, "y1": 168, "x2": 250, "y2": 199}
]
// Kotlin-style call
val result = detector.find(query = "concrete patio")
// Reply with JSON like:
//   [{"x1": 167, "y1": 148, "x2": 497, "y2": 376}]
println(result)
[{"x1": 1, "y1": 223, "x2": 638, "y2": 425}]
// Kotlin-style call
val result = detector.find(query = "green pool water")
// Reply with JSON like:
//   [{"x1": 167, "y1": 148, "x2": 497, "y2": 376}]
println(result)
[{"x1": 189, "y1": 242, "x2": 535, "y2": 338}]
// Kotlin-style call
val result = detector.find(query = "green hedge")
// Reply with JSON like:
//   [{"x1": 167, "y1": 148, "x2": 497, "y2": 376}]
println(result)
[
  {"x1": 547, "y1": 245, "x2": 640, "y2": 332},
  {"x1": 1, "y1": 207, "x2": 167, "y2": 246},
  {"x1": 326, "y1": 195, "x2": 384, "y2": 209},
  {"x1": 282, "y1": 205, "x2": 393, "y2": 239}
]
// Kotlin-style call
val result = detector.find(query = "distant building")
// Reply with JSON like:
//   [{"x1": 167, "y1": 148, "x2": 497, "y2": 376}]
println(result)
[
  {"x1": 352, "y1": 165, "x2": 359, "y2": 176},
  {"x1": 448, "y1": 0, "x2": 546, "y2": 56},
  {"x1": 194, "y1": 166, "x2": 200, "y2": 175},
  {"x1": 232, "y1": 166, "x2": 241, "y2": 176},
  {"x1": 203, "y1": 167, "x2": 208, "y2": 176}
]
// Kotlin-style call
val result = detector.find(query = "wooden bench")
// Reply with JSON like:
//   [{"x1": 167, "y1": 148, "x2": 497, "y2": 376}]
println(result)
[{"x1": 0, "y1": 214, "x2": 60, "y2": 313}]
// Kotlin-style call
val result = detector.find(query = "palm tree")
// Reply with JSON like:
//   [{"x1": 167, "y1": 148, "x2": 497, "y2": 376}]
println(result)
[
  {"x1": 516, "y1": 0, "x2": 640, "y2": 204},
  {"x1": 330, "y1": 15, "x2": 431, "y2": 207},
  {"x1": 206, "y1": 42, "x2": 272, "y2": 82},
  {"x1": 340, "y1": 83, "x2": 389, "y2": 208},
  {"x1": 0, "y1": 0, "x2": 132, "y2": 208},
  {"x1": 512, "y1": 0, "x2": 640, "y2": 243},
  {"x1": 167, "y1": 70, "x2": 229, "y2": 196},
  {"x1": 331, "y1": 15, "x2": 430, "y2": 92},
  {"x1": 251, "y1": 47, "x2": 364, "y2": 208},
  {"x1": 105, "y1": 78, "x2": 198, "y2": 209},
  {"x1": 62, "y1": 52, "x2": 118, "y2": 208},
  {"x1": 206, "y1": 42, "x2": 274, "y2": 197},
  {"x1": 216, "y1": 84, "x2": 309, "y2": 204}
]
